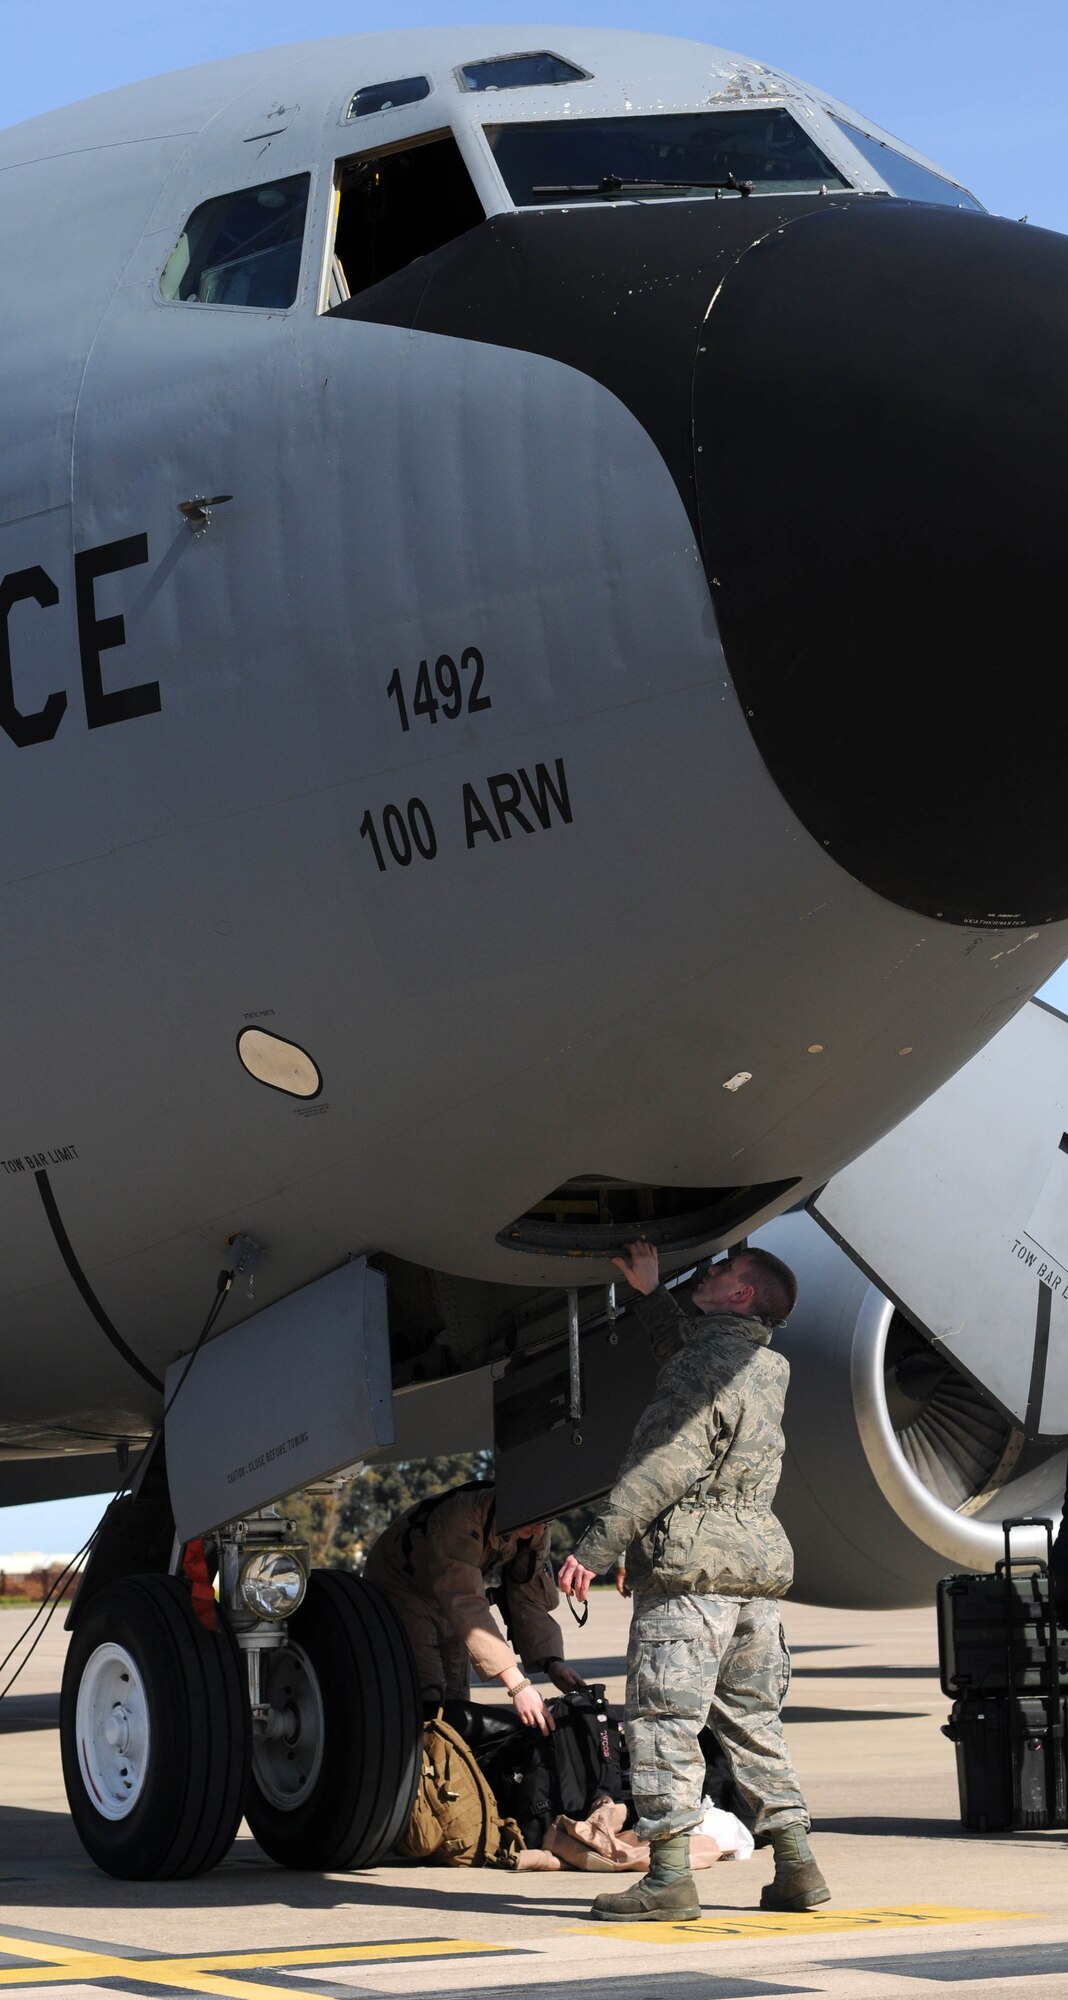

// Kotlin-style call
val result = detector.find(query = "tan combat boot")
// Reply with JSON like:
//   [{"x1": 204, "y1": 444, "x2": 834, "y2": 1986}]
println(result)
[
  {"x1": 759, "y1": 1822, "x2": 830, "y2": 1911},
  {"x1": 589, "y1": 1831, "x2": 700, "y2": 1922}
]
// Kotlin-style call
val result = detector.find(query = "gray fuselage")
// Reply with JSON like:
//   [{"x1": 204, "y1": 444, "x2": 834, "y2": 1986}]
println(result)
[{"x1": 2, "y1": 26, "x2": 1066, "y2": 1460}]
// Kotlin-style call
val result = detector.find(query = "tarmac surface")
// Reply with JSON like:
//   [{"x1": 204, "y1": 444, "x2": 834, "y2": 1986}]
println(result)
[{"x1": 1, "y1": 1588, "x2": 1067, "y2": 2000}]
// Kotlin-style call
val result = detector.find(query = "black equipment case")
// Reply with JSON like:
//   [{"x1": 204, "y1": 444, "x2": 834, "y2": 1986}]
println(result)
[{"x1": 939, "y1": 1517, "x2": 1068, "y2": 1830}]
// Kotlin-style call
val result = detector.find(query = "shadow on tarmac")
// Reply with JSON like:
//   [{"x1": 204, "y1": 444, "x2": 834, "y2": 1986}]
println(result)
[
  {"x1": 0, "y1": 1860, "x2": 605, "y2": 1918},
  {"x1": 0, "y1": 1693, "x2": 59, "y2": 1733},
  {"x1": 0, "y1": 1815, "x2": 779, "y2": 1920},
  {"x1": 812, "y1": 1812, "x2": 1068, "y2": 1846},
  {"x1": 791, "y1": 1664, "x2": 939, "y2": 1680},
  {"x1": 559, "y1": 1655, "x2": 626, "y2": 1679},
  {"x1": 782, "y1": 1707, "x2": 924, "y2": 1723}
]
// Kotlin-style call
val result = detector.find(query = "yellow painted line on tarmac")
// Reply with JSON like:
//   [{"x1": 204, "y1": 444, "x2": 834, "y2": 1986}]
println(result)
[
  {"x1": 572, "y1": 1904, "x2": 1040, "y2": 1943},
  {"x1": 0, "y1": 1967, "x2": 291, "y2": 2000},
  {"x1": 0, "y1": 1932, "x2": 510, "y2": 1998}
]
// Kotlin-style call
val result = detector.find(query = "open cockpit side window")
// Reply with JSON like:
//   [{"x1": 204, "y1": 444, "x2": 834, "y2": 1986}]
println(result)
[
  {"x1": 329, "y1": 132, "x2": 485, "y2": 303},
  {"x1": 160, "y1": 175, "x2": 309, "y2": 308}
]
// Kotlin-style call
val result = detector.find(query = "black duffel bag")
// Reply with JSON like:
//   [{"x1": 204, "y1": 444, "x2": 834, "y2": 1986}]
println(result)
[{"x1": 441, "y1": 1686, "x2": 627, "y2": 1847}]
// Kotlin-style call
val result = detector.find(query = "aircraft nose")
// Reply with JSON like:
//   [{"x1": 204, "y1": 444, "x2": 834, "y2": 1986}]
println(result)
[{"x1": 694, "y1": 201, "x2": 1068, "y2": 929}]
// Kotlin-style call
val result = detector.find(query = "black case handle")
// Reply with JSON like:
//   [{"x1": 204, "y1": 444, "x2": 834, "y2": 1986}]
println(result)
[
  {"x1": 1000, "y1": 1518, "x2": 1061, "y2": 1799},
  {"x1": 1001, "y1": 1516, "x2": 1054, "y2": 1574}
]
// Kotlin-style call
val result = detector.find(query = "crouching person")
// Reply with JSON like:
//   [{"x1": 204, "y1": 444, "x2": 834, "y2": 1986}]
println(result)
[
  {"x1": 364, "y1": 1482, "x2": 585, "y2": 1734},
  {"x1": 559, "y1": 1241, "x2": 828, "y2": 1921}
]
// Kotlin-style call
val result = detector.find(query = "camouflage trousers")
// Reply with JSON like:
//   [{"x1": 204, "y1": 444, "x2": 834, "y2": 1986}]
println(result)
[{"x1": 626, "y1": 1589, "x2": 809, "y2": 1842}]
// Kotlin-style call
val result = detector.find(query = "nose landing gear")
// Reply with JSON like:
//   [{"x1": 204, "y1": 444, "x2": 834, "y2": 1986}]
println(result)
[{"x1": 59, "y1": 1546, "x2": 422, "y2": 1878}]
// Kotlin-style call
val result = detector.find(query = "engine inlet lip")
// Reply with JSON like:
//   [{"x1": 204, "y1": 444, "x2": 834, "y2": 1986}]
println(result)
[{"x1": 850, "y1": 1286, "x2": 1050, "y2": 1570}]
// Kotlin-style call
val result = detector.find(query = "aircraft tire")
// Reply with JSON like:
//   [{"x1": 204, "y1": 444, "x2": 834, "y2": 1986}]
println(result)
[
  {"x1": 59, "y1": 1572, "x2": 250, "y2": 1879},
  {"x1": 243, "y1": 1569, "x2": 421, "y2": 1871}
]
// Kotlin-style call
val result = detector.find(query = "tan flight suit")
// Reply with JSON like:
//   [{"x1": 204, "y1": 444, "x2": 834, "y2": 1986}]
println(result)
[{"x1": 363, "y1": 1484, "x2": 565, "y2": 1699}]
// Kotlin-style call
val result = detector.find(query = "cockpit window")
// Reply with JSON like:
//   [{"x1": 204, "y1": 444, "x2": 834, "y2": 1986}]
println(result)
[
  {"x1": 347, "y1": 76, "x2": 431, "y2": 119},
  {"x1": 331, "y1": 134, "x2": 485, "y2": 302},
  {"x1": 832, "y1": 120, "x2": 983, "y2": 210},
  {"x1": 485, "y1": 110, "x2": 848, "y2": 205},
  {"x1": 160, "y1": 175, "x2": 309, "y2": 307},
  {"x1": 458, "y1": 52, "x2": 589, "y2": 92}
]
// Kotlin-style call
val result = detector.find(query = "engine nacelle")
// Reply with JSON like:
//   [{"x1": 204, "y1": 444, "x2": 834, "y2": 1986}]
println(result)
[{"x1": 758, "y1": 1212, "x2": 1066, "y2": 1608}]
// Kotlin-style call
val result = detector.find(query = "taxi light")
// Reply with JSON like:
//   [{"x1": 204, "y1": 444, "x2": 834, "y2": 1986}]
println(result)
[{"x1": 239, "y1": 1550, "x2": 307, "y2": 1621}]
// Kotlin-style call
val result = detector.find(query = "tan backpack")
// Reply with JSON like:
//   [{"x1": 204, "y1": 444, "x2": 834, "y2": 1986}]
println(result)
[{"x1": 395, "y1": 1713, "x2": 524, "y2": 1868}]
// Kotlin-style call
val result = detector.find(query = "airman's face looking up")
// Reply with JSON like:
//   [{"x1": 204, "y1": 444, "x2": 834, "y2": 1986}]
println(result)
[{"x1": 692, "y1": 1253, "x2": 755, "y2": 1315}]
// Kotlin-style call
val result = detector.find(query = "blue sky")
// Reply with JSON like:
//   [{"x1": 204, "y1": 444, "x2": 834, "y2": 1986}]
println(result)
[
  {"x1": 2, "y1": 0, "x2": 1066, "y2": 1555},
  {"x1": 3, "y1": 0, "x2": 1067, "y2": 232}
]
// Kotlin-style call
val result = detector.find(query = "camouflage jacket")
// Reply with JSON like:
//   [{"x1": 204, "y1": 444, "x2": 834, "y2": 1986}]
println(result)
[
  {"x1": 573, "y1": 1286, "x2": 793, "y2": 1599},
  {"x1": 363, "y1": 1483, "x2": 564, "y2": 1679}
]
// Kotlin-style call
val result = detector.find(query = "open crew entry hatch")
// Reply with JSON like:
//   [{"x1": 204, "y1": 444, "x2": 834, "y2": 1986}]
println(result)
[
  {"x1": 496, "y1": 1171, "x2": 798, "y2": 1256},
  {"x1": 493, "y1": 1287, "x2": 662, "y2": 1533}
]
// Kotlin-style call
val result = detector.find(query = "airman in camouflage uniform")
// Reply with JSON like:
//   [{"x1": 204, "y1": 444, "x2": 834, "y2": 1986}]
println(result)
[{"x1": 559, "y1": 1242, "x2": 829, "y2": 1921}]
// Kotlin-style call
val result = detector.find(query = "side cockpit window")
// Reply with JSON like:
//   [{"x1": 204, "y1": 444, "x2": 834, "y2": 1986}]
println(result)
[
  {"x1": 160, "y1": 174, "x2": 310, "y2": 308},
  {"x1": 832, "y1": 120, "x2": 982, "y2": 209},
  {"x1": 331, "y1": 134, "x2": 484, "y2": 301}
]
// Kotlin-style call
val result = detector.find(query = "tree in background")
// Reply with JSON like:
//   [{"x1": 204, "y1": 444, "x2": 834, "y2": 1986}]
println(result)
[
  {"x1": 284, "y1": 1452, "x2": 594, "y2": 1571},
  {"x1": 284, "y1": 1452, "x2": 492, "y2": 1569}
]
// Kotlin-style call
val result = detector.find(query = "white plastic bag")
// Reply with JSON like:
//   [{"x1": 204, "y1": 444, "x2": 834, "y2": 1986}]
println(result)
[{"x1": 696, "y1": 1796, "x2": 755, "y2": 1860}]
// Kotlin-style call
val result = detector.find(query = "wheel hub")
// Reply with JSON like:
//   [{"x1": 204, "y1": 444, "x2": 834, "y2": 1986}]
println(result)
[
  {"x1": 255, "y1": 1700, "x2": 301, "y2": 1744},
  {"x1": 103, "y1": 1707, "x2": 131, "y2": 1752},
  {"x1": 75, "y1": 1642, "x2": 150, "y2": 1821},
  {"x1": 251, "y1": 1641, "x2": 324, "y2": 1809}
]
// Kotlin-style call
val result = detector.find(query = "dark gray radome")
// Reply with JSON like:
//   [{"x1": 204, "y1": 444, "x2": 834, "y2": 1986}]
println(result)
[{"x1": 695, "y1": 200, "x2": 1068, "y2": 928}]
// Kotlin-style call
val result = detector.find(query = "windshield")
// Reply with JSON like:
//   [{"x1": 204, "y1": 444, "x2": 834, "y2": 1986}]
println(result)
[{"x1": 484, "y1": 109, "x2": 849, "y2": 205}]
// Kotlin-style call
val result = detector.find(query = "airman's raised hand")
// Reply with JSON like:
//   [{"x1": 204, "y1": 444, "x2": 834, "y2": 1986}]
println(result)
[{"x1": 612, "y1": 1239, "x2": 659, "y2": 1295}]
